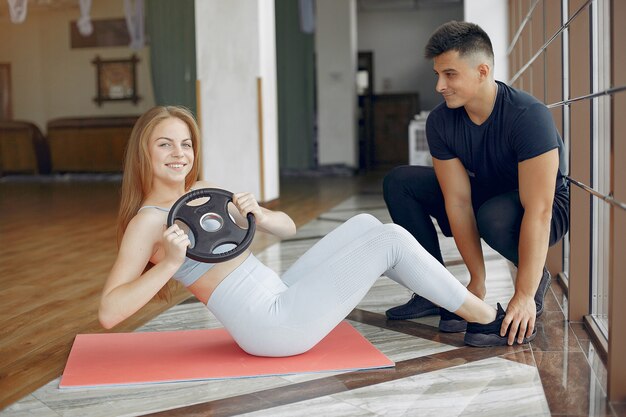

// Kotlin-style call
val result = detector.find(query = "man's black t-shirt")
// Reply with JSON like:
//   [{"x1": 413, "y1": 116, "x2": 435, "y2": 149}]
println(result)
[{"x1": 426, "y1": 81, "x2": 568, "y2": 198}]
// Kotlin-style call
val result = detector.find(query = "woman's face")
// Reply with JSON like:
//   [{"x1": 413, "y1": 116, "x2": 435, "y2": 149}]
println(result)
[{"x1": 148, "y1": 117, "x2": 194, "y2": 184}]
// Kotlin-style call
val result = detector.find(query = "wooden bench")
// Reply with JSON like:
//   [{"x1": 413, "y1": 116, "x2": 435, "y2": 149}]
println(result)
[
  {"x1": 0, "y1": 120, "x2": 51, "y2": 175},
  {"x1": 47, "y1": 116, "x2": 139, "y2": 173}
]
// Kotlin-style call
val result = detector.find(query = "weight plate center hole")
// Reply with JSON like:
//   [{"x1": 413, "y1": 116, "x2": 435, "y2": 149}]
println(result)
[{"x1": 200, "y1": 213, "x2": 223, "y2": 233}]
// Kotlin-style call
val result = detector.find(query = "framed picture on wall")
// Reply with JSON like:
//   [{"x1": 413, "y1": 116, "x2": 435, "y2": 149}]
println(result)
[{"x1": 92, "y1": 55, "x2": 140, "y2": 106}]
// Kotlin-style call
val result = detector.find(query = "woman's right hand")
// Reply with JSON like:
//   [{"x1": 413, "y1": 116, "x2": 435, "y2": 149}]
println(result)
[{"x1": 162, "y1": 224, "x2": 190, "y2": 266}]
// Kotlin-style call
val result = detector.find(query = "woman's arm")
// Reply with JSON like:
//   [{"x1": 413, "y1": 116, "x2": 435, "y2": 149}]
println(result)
[
  {"x1": 192, "y1": 181, "x2": 296, "y2": 239},
  {"x1": 232, "y1": 192, "x2": 296, "y2": 239},
  {"x1": 98, "y1": 213, "x2": 189, "y2": 329}
]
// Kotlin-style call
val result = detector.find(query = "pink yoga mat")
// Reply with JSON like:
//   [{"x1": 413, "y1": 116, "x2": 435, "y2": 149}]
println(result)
[{"x1": 60, "y1": 321, "x2": 394, "y2": 388}]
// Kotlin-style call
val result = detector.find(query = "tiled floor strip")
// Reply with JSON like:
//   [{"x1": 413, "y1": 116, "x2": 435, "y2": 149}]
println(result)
[{"x1": 144, "y1": 345, "x2": 527, "y2": 417}]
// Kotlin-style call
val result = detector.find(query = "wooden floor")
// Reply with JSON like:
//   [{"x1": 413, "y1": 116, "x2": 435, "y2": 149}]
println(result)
[{"x1": 0, "y1": 172, "x2": 384, "y2": 410}]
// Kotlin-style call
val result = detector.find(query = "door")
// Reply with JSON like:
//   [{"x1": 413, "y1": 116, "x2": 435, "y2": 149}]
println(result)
[
  {"x1": 0, "y1": 64, "x2": 12, "y2": 120},
  {"x1": 357, "y1": 51, "x2": 374, "y2": 170}
]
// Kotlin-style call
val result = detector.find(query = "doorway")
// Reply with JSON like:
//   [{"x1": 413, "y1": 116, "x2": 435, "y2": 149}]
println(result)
[
  {"x1": 357, "y1": 51, "x2": 374, "y2": 171},
  {"x1": 0, "y1": 64, "x2": 12, "y2": 120}
]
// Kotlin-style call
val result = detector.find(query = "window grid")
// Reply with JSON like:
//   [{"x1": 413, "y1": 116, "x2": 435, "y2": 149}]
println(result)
[
  {"x1": 590, "y1": 0, "x2": 610, "y2": 338},
  {"x1": 507, "y1": 0, "x2": 624, "y2": 345}
]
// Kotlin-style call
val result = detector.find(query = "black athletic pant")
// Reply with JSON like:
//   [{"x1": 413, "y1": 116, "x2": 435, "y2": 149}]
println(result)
[{"x1": 383, "y1": 165, "x2": 570, "y2": 267}]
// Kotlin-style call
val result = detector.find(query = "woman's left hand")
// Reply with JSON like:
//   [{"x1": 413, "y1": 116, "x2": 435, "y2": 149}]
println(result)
[
  {"x1": 230, "y1": 191, "x2": 296, "y2": 239},
  {"x1": 232, "y1": 192, "x2": 266, "y2": 224}
]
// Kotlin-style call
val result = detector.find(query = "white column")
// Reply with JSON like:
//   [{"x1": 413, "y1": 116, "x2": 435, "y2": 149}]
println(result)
[
  {"x1": 315, "y1": 0, "x2": 358, "y2": 168},
  {"x1": 195, "y1": 0, "x2": 279, "y2": 202},
  {"x1": 257, "y1": 0, "x2": 279, "y2": 201}
]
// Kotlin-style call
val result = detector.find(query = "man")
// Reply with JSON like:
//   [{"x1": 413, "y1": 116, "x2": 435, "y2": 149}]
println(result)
[{"x1": 384, "y1": 21, "x2": 569, "y2": 346}]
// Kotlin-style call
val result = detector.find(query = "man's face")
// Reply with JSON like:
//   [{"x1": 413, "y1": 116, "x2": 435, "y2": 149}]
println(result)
[{"x1": 432, "y1": 50, "x2": 483, "y2": 109}]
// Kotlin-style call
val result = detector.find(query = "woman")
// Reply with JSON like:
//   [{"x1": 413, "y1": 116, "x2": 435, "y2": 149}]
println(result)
[{"x1": 99, "y1": 106, "x2": 530, "y2": 356}]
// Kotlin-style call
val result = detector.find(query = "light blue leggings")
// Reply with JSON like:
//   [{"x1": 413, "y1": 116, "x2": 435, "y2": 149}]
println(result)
[{"x1": 207, "y1": 214, "x2": 468, "y2": 357}]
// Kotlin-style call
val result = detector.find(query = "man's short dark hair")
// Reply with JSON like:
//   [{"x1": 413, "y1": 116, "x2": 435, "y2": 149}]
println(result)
[{"x1": 425, "y1": 21, "x2": 494, "y2": 60}]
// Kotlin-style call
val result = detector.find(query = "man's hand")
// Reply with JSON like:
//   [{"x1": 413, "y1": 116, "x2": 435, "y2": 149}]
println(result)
[{"x1": 500, "y1": 294, "x2": 536, "y2": 345}]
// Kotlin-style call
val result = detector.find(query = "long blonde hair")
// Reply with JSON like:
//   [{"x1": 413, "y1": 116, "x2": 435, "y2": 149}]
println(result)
[{"x1": 117, "y1": 106, "x2": 202, "y2": 301}]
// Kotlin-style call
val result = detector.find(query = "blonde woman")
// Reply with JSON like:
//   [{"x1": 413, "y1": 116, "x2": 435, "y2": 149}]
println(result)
[{"x1": 99, "y1": 106, "x2": 531, "y2": 357}]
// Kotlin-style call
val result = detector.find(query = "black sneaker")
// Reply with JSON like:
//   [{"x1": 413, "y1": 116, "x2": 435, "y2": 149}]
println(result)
[
  {"x1": 439, "y1": 308, "x2": 467, "y2": 332},
  {"x1": 534, "y1": 267, "x2": 551, "y2": 317},
  {"x1": 464, "y1": 303, "x2": 537, "y2": 347},
  {"x1": 385, "y1": 293, "x2": 440, "y2": 320}
]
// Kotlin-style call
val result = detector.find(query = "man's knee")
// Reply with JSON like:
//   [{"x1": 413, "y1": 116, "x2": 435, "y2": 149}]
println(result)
[
  {"x1": 476, "y1": 201, "x2": 521, "y2": 263},
  {"x1": 477, "y1": 211, "x2": 513, "y2": 240},
  {"x1": 549, "y1": 193, "x2": 570, "y2": 246},
  {"x1": 383, "y1": 166, "x2": 436, "y2": 201},
  {"x1": 383, "y1": 166, "x2": 406, "y2": 200},
  {"x1": 476, "y1": 193, "x2": 523, "y2": 237}
]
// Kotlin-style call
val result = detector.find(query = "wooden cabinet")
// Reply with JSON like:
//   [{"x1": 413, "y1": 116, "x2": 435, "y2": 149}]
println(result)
[
  {"x1": 371, "y1": 93, "x2": 419, "y2": 168},
  {"x1": 47, "y1": 116, "x2": 138, "y2": 173}
]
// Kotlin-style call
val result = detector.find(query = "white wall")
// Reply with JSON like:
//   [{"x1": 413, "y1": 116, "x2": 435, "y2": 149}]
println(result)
[
  {"x1": 357, "y1": 3, "x2": 463, "y2": 111},
  {"x1": 0, "y1": 1, "x2": 155, "y2": 132},
  {"x1": 464, "y1": 0, "x2": 509, "y2": 82},
  {"x1": 195, "y1": 0, "x2": 279, "y2": 202}
]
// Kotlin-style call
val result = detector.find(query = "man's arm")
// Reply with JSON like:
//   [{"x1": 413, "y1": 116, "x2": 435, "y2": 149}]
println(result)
[
  {"x1": 501, "y1": 148, "x2": 559, "y2": 344},
  {"x1": 432, "y1": 157, "x2": 487, "y2": 298}
]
